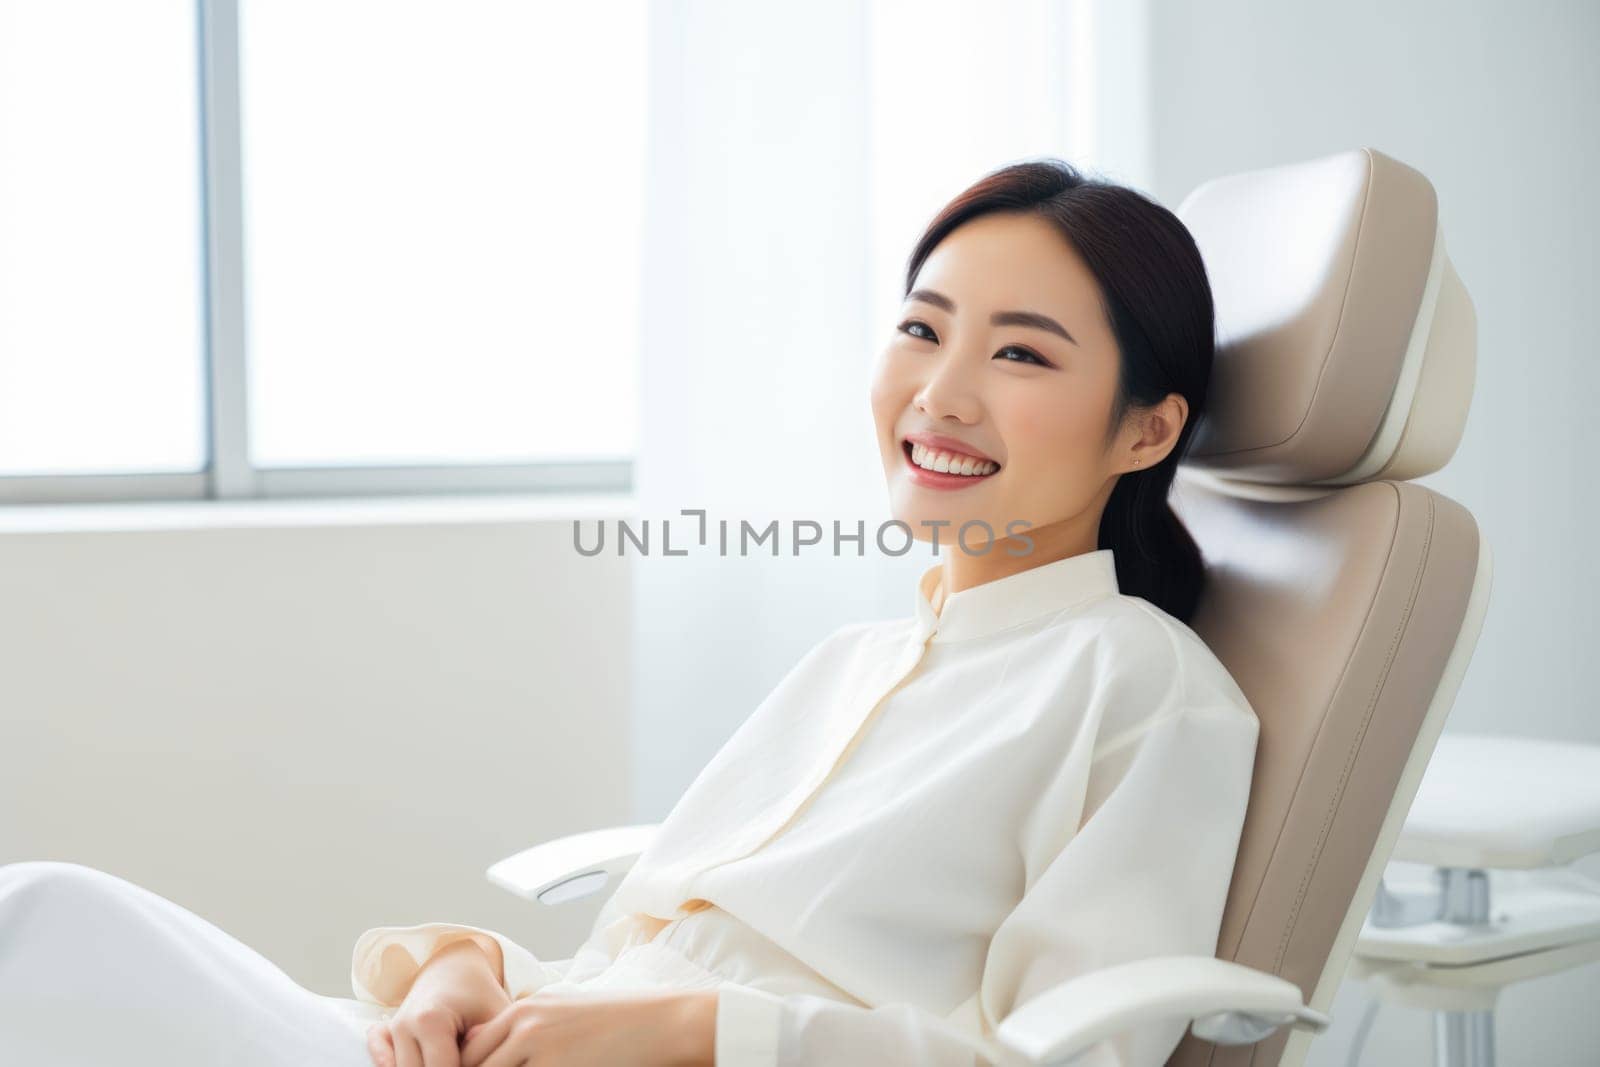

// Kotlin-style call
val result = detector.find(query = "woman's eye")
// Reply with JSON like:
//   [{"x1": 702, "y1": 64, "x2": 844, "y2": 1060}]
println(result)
[
  {"x1": 996, "y1": 346, "x2": 1049, "y2": 367},
  {"x1": 895, "y1": 323, "x2": 1050, "y2": 368}
]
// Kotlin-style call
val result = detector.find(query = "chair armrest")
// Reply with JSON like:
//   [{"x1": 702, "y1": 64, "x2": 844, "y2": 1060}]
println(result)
[
  {"x1": 485, "y1": 823, "x2": 661, "y2": 905},
  {"x1": 995, "y1": 955, "x2": 1330, "y2": 1064}
]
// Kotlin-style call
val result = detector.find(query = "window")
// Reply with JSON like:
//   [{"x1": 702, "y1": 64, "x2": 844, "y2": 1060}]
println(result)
[
  {"x1": 0, "y1": 0, "x2": 644, "y2": 503},
  {"x1": 0, "y1": 1, "x2": 207, "y2": 479}
]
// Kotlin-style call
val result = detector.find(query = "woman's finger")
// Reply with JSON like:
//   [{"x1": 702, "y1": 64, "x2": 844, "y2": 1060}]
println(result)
[
  {"x1": 459, "y1": 1007, "x2": 516, "y2": 1067},
  {"x1": 479, "y1": 1034, "x2": 533, "y2": 1067},
  {"x1": 366, "y1": 1023, "x2": 396, "y2": 1067},
  {"x1": 393, "y1": 1029, "x2": 424, "y2": 1067},
  {"x1": 416, "y1": 1021, "x2": 461, "y2": 1067}
]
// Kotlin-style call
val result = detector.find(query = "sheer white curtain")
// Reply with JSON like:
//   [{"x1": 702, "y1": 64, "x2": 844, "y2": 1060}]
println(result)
[{"x1": 630, "y1": 0, "x2": 1150, "y2": 816}]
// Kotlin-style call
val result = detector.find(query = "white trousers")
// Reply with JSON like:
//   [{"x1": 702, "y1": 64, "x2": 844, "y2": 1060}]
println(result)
[{"x1": 0, "y1": 860, "x2": 387, "y2": 1067}]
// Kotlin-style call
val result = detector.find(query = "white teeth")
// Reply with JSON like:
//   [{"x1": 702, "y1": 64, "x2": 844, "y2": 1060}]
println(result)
[{"x1": 909, "y1": 442, "x2": 998, "y2": 476}]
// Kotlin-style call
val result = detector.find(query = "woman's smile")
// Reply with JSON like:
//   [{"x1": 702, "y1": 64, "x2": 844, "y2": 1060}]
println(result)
[{"x1": 900, "y1": 438, "x2": 1001, "y2": 491}]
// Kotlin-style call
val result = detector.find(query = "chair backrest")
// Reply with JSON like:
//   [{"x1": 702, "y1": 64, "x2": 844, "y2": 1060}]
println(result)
[{"x1": 1162, "y1": 148, "x2": 1492, "y2": 1067}]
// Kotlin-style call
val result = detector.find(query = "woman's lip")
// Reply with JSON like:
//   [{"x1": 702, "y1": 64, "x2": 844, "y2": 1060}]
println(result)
[{"x1": 900, "y1": 440, "x2": 999, "y2": 491}]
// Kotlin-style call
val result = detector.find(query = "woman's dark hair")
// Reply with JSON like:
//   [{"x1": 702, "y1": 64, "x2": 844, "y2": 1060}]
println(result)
[{"x1": 903, "y1": 158, "x2": 1215, "y2": 623}]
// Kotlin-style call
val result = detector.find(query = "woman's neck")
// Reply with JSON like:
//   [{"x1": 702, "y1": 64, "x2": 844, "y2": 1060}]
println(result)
[{"x1": 936, "y1": 516, "x2": 1101, "y2": 608}]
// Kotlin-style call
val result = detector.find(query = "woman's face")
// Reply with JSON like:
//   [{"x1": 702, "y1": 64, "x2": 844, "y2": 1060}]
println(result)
[{"x1": 870, "y1": 211, "x2": 1132, "y2": 557}]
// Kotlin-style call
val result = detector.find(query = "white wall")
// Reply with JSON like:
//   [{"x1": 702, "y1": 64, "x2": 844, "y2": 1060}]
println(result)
[
  {"x1": 0, "y1": 496, "x2": 633, "y2": 996},
  {"x1": 1143, "y1": 1, "x2": 1600, "y2": 1062}
]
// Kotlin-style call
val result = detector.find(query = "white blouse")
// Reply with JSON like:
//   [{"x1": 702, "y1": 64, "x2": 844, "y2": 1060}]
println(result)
[{"x1": 350, "y1": 547, "x2": 1260, "y2": 1066}]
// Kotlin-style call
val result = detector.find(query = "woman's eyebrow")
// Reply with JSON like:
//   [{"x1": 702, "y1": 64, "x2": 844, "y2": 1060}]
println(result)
[{"x1": 905, "y1": 288, "x2": 1078, "y2": 346}]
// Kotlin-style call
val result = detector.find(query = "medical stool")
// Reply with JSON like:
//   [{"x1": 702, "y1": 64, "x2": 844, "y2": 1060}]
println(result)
[{"x1": 1349, "y1": 734, "x2": 1600, "y2": 1066}]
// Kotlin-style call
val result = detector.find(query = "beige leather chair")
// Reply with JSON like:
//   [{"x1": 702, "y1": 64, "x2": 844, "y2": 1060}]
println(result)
[
  {"x1": 485, "y1": 147, "x2": 1492, "y2": 1067},
  {"x1": 1162, "y1": 146, "x2": 1489, "y2": 1065}
]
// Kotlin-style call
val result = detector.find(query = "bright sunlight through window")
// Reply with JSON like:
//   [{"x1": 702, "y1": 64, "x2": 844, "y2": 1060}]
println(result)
[
  {"x1": 237, "y1": 0, "x2": 646, "y2": 469},
  {"x1": 0, "y1": 1, "x2": 206, "y2": 476}
]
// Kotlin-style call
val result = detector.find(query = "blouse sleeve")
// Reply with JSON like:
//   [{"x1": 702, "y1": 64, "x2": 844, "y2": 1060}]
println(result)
[
  {"x1": 714, "y1": 700, "x2": 1260, "y2": 1067},
  {"x1": 349, "y1": 921, "x2": 574, "y2": 1008}
]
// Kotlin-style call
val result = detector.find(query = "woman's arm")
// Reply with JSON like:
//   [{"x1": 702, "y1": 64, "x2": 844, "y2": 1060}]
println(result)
[
  {"x1": 390, "y1": 935, "x2": 504, "y2": 1004},
  {"x1": 448, "y1": 988, "x2": 718, "y2": 1067},
  {"x1": 670, "y1": 990, "x2": 719, "y2": 1067},
  {"x1": 350, "y1": 921, "x2": 567, "y2": 1006}
]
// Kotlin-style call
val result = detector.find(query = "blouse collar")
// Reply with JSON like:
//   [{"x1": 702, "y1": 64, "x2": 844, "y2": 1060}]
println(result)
[{"x1": 913, "y1": 548, "x2": 1120, "y2": 644}]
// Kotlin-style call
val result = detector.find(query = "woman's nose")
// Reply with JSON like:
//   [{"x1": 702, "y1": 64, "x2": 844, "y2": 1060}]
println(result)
[{"x1": 913, "y1": 356, "x2": 984, "y2": 424}]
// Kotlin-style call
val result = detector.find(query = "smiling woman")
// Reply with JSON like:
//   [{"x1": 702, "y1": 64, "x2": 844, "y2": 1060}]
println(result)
[
  {"x1": 0, "y1": 157, "x2": 1254, "y2": 1067},
  {"x1": 872, "y1": 159, "x2": 1218, "y2": 623}
]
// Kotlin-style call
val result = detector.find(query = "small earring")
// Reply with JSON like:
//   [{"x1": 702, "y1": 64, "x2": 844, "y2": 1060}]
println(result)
[{"x1": 1132, "y1": 458, "x2": 1140, "y2": 467}]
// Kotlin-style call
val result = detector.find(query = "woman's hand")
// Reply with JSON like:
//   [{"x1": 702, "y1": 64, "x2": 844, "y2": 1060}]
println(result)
[
  {"x1": 366, "y1": 938, "x2": 513, "y2": 1067},
  {"x1": 458, "y1": 988, "x2": 718, "y2": 1067}
]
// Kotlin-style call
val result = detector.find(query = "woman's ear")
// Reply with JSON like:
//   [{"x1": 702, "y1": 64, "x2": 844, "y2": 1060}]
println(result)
[{"x1": 1132, "y1": 388, "x2": 1196, "y2": 463}]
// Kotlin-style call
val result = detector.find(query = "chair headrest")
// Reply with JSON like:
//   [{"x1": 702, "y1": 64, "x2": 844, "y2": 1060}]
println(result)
[{"x1": 1177, "y1": 147, "x2": 1477, "y2": 487}]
